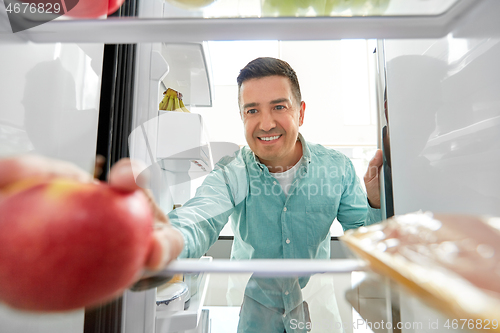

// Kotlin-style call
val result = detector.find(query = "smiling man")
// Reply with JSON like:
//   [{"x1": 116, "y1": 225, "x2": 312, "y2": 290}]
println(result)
[
  {"x1": 240, "y1": 74, "x2": 304, "y2": 173},
  {"x1": 168, "y1": 57, "x2": 383, "y2": 332}
]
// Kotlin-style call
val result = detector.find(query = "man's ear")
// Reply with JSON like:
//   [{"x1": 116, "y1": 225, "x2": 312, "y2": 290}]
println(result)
[{"x1": 299, "y1": 101, "x2": 306, "y2": 126}]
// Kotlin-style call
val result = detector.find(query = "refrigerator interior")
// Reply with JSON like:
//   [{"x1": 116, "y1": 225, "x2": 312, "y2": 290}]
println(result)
[{"x1": 1, "y1": 0, "x2": 500, "y2": 332}]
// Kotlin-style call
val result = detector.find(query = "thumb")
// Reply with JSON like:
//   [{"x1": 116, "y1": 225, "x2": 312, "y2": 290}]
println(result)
[
  {"x1": 108, "y1": 158, "x2": 149, "y2": 191},
  {"x1": 365, "y1": 149, "x2": 383, "y2": 182},
  {"x1": 146, "y1": 226, "x2": 184, "y2": 271}
]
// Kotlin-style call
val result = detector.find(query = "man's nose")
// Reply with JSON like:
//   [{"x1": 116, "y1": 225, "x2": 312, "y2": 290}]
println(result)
[{"x1": 259, "y1": 110, "x2": 276, "y2": 132}]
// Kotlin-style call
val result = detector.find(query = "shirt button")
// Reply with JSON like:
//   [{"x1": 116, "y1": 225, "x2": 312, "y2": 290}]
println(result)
[
  {"x1": 273, "y1": 181, "x2": 277, "y2": 185},
  {"x1": 283, "y1": 207, "x2": 287, "y2": 212},
  {"x1": 285, "y1": 291, "x2": 289, "y2": 295},
  {"x1": 283, "y1": 313, "x2": 286, "y2": 318},
  {"x1": 286, "y1": 239, "x2": 291, "y2": 244}
]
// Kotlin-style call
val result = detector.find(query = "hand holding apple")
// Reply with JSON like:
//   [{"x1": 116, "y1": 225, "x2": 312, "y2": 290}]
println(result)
[
  {"x1": 0, "y1": 155, "x2": 184, "y2": 312},
  {"x1": 107, "y1": 158, "x2": 184, "y2": 273}
]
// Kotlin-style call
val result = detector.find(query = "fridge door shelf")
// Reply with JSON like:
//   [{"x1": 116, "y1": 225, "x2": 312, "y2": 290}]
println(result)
[
  {"x1": 156, "y1": 111, "x2": 213, "y2": 174},
  {"x1": 156, "y1": 257, "x2": 212, "y2": 333},
  {"x1": 160, "y1": 43, "x2": 212, "y2": 108}
]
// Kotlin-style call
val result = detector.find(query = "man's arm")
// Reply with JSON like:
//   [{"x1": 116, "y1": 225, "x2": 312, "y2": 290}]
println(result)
[{"x1": 168, "y1": 162, "x2": 241, "y2": 259}]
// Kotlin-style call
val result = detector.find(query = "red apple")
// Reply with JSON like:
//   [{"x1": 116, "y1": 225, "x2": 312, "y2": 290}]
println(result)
[
  {"x1": 0, "y1": 178, "x2": 154, "y2": 312},
  {"x1": 64, "y1": 0, "x2": 126, "y2": 19}
]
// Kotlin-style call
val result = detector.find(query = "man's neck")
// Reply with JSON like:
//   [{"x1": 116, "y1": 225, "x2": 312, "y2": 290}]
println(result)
[{"x1": 260, "y1": 140, "x2": 303, "y2": 173}]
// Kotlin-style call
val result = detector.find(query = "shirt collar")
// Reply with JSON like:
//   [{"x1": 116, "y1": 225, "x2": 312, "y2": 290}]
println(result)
[{"x1": 297, "y1": 133, "x2": 312, "y2": 166}]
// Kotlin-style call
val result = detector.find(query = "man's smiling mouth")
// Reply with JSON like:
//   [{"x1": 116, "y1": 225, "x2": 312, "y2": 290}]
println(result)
[{"x1": 258, "y1": 135, "x2": 281, "y2": 141}]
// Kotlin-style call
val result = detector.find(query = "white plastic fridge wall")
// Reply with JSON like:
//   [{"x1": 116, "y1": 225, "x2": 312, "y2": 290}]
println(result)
[
  {"x1": 0, "y1": 42, "x2": 103, "y2": 172},
  {"x1": 0, "y1": 41, "x2": 104, "y2": 332},
  {"x1": 385, "y1": 27, "x2": 500, "y2": 217}
]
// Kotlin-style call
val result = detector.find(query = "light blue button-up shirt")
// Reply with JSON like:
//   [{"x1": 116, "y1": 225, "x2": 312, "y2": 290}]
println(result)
[{"x1": 169, "y1": 134, "x2": 381, "y2": 315}]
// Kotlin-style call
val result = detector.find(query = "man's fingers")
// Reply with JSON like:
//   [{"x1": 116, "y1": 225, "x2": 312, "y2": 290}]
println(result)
[
  {"x1": 0, "y1": 155, "x2": 92, "y2": 189},
  {"x1": 107, "y1": 158, "x2": 181, "y2": 271},
  {"x1": 364, "y1": 149, "x2": 383, "y2": 182},
  {"x1": 108, "y1": 158, "x2": 169, "y2": 223},
  {"x1": 145, "y1": 226, "x2": 184, "y2": 271},
  {"x1": 363, "y1": 149, "x2": 383, "y2": 209},
  {"x1": 108, "y1": 158, "x2": 149, "y2": 191},
  {"x1": 93, "y1": 155, "x2": 106, "y2": 179},
  {"x1": 369, "y1": 149, "x2": 383, "y2": 169}
]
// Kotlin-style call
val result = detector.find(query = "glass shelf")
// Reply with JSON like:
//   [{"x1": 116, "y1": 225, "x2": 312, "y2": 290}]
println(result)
[
  {"x1": 0, "y1": 0, "x2": 481, "y2": 43},
  {"x1": 158, "y1": 0, "x2": 460, "y2": 19}
]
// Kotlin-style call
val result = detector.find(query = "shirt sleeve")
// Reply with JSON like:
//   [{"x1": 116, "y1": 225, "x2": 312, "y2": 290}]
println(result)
[
  {"x1": 168, "y1": 165, "x2": 236, "y2": 259},
  {"x1": 336, "y1": 156, "x2": 382, "y2": 231}
]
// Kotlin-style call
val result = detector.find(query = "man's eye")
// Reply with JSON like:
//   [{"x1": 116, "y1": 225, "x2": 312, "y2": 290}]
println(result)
[
  {"x1": 275, "y1": 105, "x2": 285, "y2": 110},
  {"x1": 247, "y1": 109, "x2": 258, "y2": 114}
]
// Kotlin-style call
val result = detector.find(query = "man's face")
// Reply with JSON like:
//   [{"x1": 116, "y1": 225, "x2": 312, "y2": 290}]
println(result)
[{"x1": 239, "y1": 75, "x2": 305, "y2": 169}]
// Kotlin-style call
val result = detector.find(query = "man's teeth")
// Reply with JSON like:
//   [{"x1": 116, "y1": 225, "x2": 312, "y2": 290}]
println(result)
[{"x1": 260, "y1": 135, "x2": 280, "y2": 141}]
